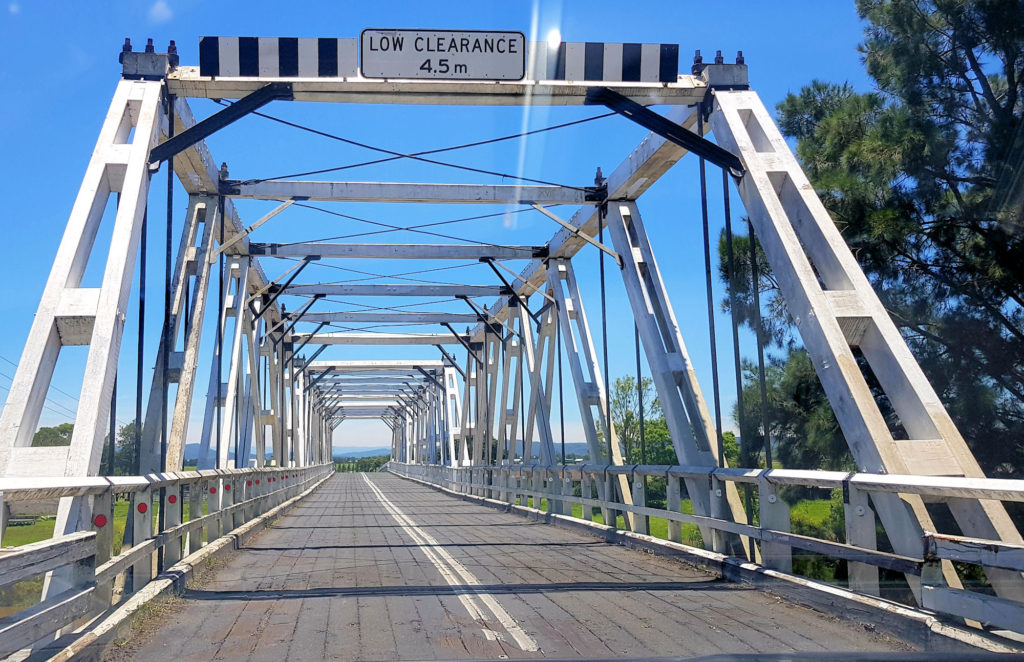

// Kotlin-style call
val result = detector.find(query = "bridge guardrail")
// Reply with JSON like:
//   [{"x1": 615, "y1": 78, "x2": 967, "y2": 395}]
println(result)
[
  {"x1": 389, "y1": 461, "x2": 1024, "y2": 637},
  {"x1": 0, "y1": 462, "x2": 334, "y2": 658}
]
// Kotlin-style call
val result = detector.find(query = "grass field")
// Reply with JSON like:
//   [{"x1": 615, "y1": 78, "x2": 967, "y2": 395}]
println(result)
[{"x1": 519, "y1": 496, "x2": 706, "y2": 547}]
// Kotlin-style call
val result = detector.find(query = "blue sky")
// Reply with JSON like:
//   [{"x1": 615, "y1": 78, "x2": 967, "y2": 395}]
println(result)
[{"x1": 0, "y1": 1, "x2": 874, "y2": 453}]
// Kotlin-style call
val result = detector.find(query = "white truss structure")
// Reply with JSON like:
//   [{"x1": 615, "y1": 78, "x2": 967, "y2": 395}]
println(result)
[{"x1": 0, "y1": 41, "x2": 1020, "y2": 611}]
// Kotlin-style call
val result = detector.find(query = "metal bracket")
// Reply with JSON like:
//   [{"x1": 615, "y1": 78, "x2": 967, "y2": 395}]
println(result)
[
  {"x1": 585, "y1": 87, "x2": 744, "y2": 175},
  {"x1": 306, "y1": 367, "x2": 334, "y2": 391},
  {"x1": 248, "y1": 255, "x2": 317, "y2": 322},
  {"x1": 435, "y1": 345, "x2": 467, "y2": 380},
  {"x1": 284, "y1": 321, "x2": 326, "y2": 369},
  {"x1": 150, "y1": 83, "x2": 294, "y2": 164},
  {"x1": 442, "y1": 323, "x2": 485, "y2": 368},
  {"x1": 481, "y1": 258, "x2": 541, "y2": 326},
  {"x1": 415, "y1": 366, "x2": 445, "y2": 391}
]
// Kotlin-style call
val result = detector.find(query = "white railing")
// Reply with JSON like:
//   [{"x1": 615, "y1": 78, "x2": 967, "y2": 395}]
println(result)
[
  {"x1": 389, "y1": 461, "x2": 1024, "y2": 636},
  {"x1": 0, "y1": 463, "x2": 334, "y2": 657}
]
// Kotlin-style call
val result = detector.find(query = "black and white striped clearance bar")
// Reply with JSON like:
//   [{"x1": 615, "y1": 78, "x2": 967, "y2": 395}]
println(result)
[{"x1": 199, "y1": 36, "x2": 679, "y2": 83}]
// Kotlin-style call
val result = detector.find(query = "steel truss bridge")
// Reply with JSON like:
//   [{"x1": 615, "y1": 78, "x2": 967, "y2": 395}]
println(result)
[{"x1": 0, "y1": 35, "x2": 1022, "y2": 660}]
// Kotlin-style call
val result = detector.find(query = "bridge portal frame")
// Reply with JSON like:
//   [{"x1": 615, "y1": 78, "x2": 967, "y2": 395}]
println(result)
[{"x1": 0, "y1": 40, "x2": 1020, "y2": 609}]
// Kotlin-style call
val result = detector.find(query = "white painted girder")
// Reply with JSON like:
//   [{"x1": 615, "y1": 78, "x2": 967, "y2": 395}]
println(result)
[
  {"x1": 285, "y1": 284, "x2": 504, "y2": 297},
  {"x1": 297, "y1": 312, "x2": 480, "y2": 325},
  {"x1": 291, "y1": 332, "x2": 465, "y2": 346},
  {"x1": 310, "y1": 360, "x2": 445, "y2": 370},
  {"x1": 252, "y1": 243, "x2": 542, "y2": 260},
  {"x1": 228, "y1": 181, "x2": 589, "y2": 205},
  {"x1": 167, "y1": 67, "x2": 709, "y2": 106}
]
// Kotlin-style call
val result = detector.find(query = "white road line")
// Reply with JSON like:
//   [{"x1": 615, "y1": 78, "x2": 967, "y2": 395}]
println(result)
[{"x1": 361, "y1": 473, "x2": 539, "y2": 652}]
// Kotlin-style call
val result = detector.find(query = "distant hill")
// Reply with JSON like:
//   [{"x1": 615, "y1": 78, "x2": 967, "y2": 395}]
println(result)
[{"x1": 333, "y1": 447, "x2": 391, "y2": 459}]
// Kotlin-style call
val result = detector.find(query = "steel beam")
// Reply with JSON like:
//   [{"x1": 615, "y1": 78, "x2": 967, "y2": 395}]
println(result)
[
  {"x1": 586, "y1": 86, "x2": 744, "y2": 173},
  {"x1": 290, "y1": 332, "x2": 466, "y2": 346},
  {"x1": 150, "y1": 83, "x2": 293, "y2": 163},
  {"x1": 167, "y1": 68, "x2": 710, "y2": 106},
  {"x1": 283, "y1": 284, "x2": 505, "y2": 298},
  {"x1": 310, "y1": 360, "x2": 445, "y2": 371},
  {"x1": 296, "y1": 312, "x2": 480, "y2": 325},
  {"x1": 251, "y1": 243, "x2": 545, "y2": 260},
  {"x1": 222, "y1": 180, "x2": 592, "y2": 205}
]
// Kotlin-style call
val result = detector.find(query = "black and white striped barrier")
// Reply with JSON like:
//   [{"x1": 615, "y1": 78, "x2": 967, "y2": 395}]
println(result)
[{"x1": 199, "y1": 37, "x2": 679, "y2": 83}]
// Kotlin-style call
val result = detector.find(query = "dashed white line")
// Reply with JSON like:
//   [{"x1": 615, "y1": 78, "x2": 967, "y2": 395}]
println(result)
[{"x1": 361, "y1": 473, "x2": 539, "y2": 652}]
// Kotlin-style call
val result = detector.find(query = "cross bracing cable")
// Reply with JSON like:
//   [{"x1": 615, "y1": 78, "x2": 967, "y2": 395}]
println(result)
[
  {"x1": 317, "y1": 297, "x2": 471, "y2": 313},
  {"x1": 212, "y1": 99, "x2": 612, "y2": 189},
  {"x1": 275, "y1": 202, "x2": 532, "y2": 250},
  {"x1": 270, "y1": 255, "x2": 484, "y2": 286},
  {"x1": 270, "y1": 205, "x2": 537, "y2": 247}
]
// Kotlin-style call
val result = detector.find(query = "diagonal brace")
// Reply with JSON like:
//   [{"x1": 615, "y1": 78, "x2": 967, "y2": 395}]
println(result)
[
  {"x1": 585, "y1": 87, "x2": 744, "y2": 174},
  {"x1": 150, "y1": 83, "x2": 293, "y2": 164},
  {"x1": 415, "y1": 366, "x2": 445, "y2": 391},
  {"x1": 306, "y1": 367, "x2": 335, "y2": 391}
]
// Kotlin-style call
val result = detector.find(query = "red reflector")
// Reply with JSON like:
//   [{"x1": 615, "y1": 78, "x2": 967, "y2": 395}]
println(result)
[
  {"x1": 224, "y1": 484, "x2": 231, "y2": 491},
  {"x1": 137, "y1": 502, "x2": 148, "y2": 514},
  {"x1": 168, "y1": 495, "x2": 178, "y2": 504},
  {"x1": 209, "y1": 487, "x2": 217, "y2": 494},
  {"x1": 94, "y1": 514, "x2": 107, "y2": 527},
  {"x1": 247, "y1": 481, "x2": 252, "y2": 487},
  {"x1": 255, "y1": 480, "x2": 260, "y2": 484}
]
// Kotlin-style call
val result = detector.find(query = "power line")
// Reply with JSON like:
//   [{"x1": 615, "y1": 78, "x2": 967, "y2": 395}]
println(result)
[
  {"x1": 0, "y1": 355, "x2": 132, "y2": 429},
  {"x1": 0, "y1": 354, "x2": 82, "y2": 406}
]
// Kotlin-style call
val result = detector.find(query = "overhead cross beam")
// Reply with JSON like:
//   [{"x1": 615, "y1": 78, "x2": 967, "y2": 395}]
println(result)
[
  {"x1": 150, "y1": 82, "x2": 294, "y2": 163},
  {"x1": 220, "y1": 180, "x2": 597, "y2": 204},
  {"x1": 250, "y1": 243, "x2": 546, "y2": 260},
  {"x1": 283, "y1": 284, "x2": 506, "y2": 297},
  {"x1": 290, "y1": 332, "x2": 466, "y2": 346},
  {"x1": 294, "y1": 312, "x2": 481, "y2": 325}
]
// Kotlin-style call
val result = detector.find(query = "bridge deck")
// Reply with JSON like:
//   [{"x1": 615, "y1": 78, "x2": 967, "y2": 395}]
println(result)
[{"x1": 119, "y1": 473, "x2": 906, "y2": 660}]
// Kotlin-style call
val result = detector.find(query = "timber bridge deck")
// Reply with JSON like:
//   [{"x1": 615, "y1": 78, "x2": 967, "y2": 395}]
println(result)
[{"x1": 123, "y1": 473, "x2": 906, "y2": 661}]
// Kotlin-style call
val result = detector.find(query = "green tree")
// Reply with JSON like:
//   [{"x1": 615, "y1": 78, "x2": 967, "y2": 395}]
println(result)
[
  {"x1": 735, "y1": 352, "x2": 854, "y2": 473},
  {"x1": 99, "y1": 422, "x2": 141, "y2": 476},
  {"x1": 609, "y1": 376, "x2": 661, "y2": 463},
  {"x1": 722, "y1": 0, "x2": 1024, "y2": 476},
  {"x1": 31, "y1": 422, "x2": 74, "y2": 447}
]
